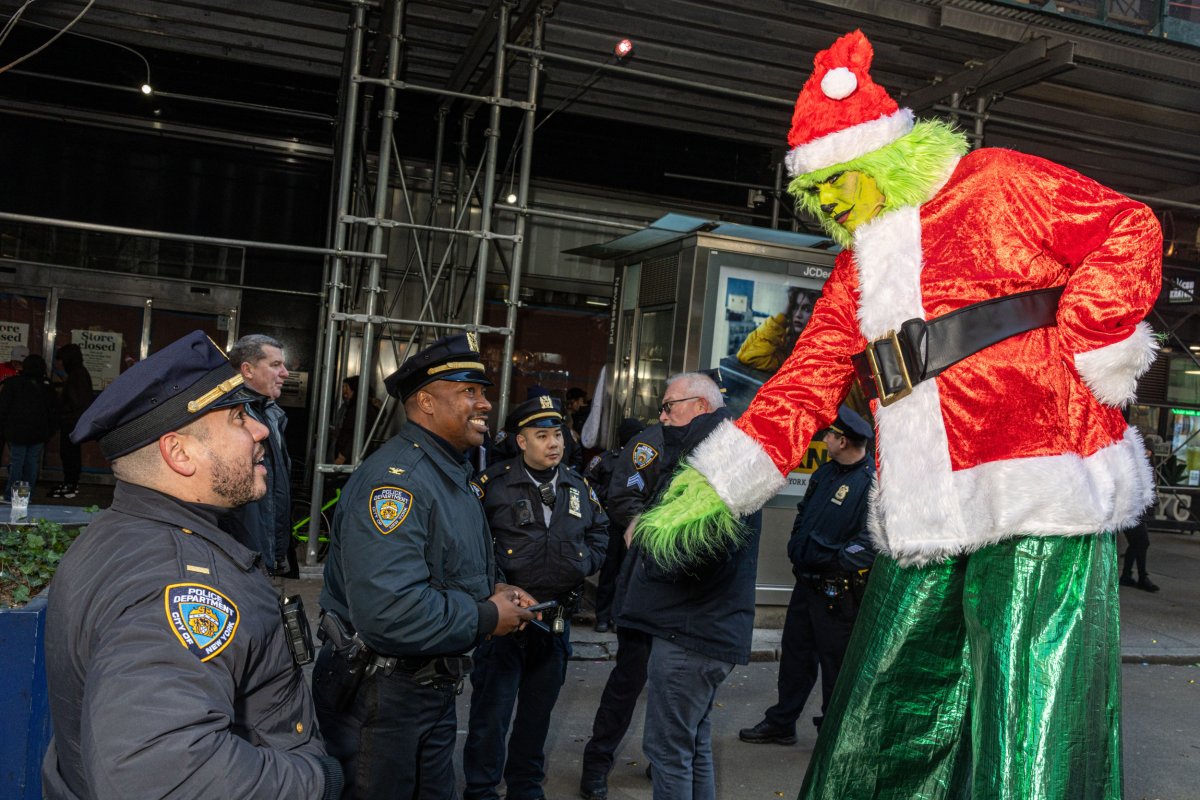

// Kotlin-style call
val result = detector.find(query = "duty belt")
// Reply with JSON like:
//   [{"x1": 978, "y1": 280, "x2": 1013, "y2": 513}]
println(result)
[
  {"x1": 317, "y1": 610, "x2": 472, "y2": 688},
  {"x1": 851, "y1": 286, "x2": 1064, "y2": 407}
]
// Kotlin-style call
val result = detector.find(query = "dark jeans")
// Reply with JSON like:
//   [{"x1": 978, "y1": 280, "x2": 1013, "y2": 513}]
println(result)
[
  {"x1": 313, "y1": 644, "x2": 460, "y2": 800},
  {"x1": 643, "y1": 637, "x2": 734, "y2": 800},
  {"x1": 1122, "y1": 521, "x2": 1150, "y2": 580},
  {"x1": 462, "y1": 623, "x2": 571, "y2": 800},
  {"x1": 59, "y1": 429, "x2": 82, "y2": 485},
  {"x1": 763, "y1": 578, "x2": 860, "y2": 731},
  {"x1": 580, "y1": 627, "x2": 652, "y2": 788},
  {"x1": 593, "y1": 525, "x2": 627, "y2": 623}
]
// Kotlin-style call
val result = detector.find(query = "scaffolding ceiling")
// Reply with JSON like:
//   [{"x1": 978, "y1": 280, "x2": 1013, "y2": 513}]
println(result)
[{"x1": 6, "y1": 0, "x2": 1200, "y2": 205}]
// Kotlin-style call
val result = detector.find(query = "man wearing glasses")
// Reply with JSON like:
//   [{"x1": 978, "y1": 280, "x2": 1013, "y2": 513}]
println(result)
[{"x1": 581, "y1": 372, "x2": 759, "y2": 800}]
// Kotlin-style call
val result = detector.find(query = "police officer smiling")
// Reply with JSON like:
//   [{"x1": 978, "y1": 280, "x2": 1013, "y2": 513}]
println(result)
[
  {"x1": 314, "y1": 333, "x2": 536, "y2": 800},
  {"x1": 42, "y1": 330, "x2": 342, "y2": 800},
  {"x1": 463, "y1": 395, "x2": 608, "y2": 800}
]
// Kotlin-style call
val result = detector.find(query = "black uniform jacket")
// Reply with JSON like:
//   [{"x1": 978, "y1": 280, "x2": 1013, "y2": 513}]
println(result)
[
  {"x1": 614, "y1": 409, "x2": 762, "y2": 666},
  {"x1": 43, "y1": 482, "x2": 335, "y2": 800},
  {"x1": 477, "y1": 457, "x2": 608, "y2": 600},
  {"x1": 787, "y1": 454, "x2": 876, "y2": 574},
  {"x1": 321, "y1": 421, "x2": 498, "y2": 658},
  {"x1": 583, "y1": 446, "x2": 620, "y2": 507}
]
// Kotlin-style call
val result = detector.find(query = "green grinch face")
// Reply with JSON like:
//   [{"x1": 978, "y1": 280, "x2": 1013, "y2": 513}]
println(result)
[{"x1": 814, "y1": 171, "x2": 886, "y2": 233}]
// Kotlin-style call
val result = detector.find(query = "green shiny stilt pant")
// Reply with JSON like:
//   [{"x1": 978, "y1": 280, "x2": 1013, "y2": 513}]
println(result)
[{"x1": 798, "y1": 533, "x2": 1121, "y2": 800}]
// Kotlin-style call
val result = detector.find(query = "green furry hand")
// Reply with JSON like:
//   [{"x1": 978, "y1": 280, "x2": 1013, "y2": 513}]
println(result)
[{"x1": 634, "y1": 465, "x2": 745, "y2": 572}]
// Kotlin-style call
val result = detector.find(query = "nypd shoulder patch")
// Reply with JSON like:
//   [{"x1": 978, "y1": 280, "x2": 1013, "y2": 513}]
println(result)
[
  {"x1": 470, "y1": 481, "x2": 485, "y2": 500},
  {"x1": 632, "y1": 442, "x2": 658, "y2": 471},
  {"x1": 164, "y1": 583, "x2": 239, "y2": 662},
  {"x1": 370, "y1": 486, "x2": 414, "y2": 535},
  {"x1": 585, "y1": 454, "x2": 602, "y2": 474}
]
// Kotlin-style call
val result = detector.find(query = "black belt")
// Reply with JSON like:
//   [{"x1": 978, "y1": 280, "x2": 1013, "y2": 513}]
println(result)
[{"x1": 851, "y1": 286, "x2": 1064, "y2": 407}]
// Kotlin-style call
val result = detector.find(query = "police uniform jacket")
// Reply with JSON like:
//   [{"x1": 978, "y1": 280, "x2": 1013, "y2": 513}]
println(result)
[
  {"x1": 583, "y1": 446, "x2": 620, "y2": 507},
  {"x1": 477, "y1": 457, "x2": 608, "y2": 600},
  {"x1": 615, "y1": 408, "x2": 762, "y2": 666},
  {"x1": 321, "y1": 421, "x2": 499, "y2": 658},
  {"x1": 605, "y1": 424, "x2": 671, "y2": 532},
  {"x1": 787, "y1": 454, "x2": 876, "y2": 575},
  {"x1": 43, "y1": 481, "x2": 337, "y2": 800}
]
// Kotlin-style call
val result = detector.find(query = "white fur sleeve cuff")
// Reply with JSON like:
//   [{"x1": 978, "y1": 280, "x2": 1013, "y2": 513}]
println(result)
[
  {"x1": 686, "y1": 419, "x2": 787, "y2": 517},
  {"x1": 1073, "y1": 321, "x2": 1158, "y2": 407}
]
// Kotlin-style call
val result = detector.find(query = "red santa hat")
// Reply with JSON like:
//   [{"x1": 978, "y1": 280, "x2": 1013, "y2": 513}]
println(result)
[{"x1": 784, "y1": 30, "x2": 914, "y2": 177}]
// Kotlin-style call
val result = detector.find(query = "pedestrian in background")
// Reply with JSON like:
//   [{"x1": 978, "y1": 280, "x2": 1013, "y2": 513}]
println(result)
[
  {"x1": 48, "y1": 343, "x2": 94, "y2": 500},
  {"x1": 0, "y1": 353, "x2": 55, "y2": 501},
  {"x1": 584, "y1": 416, "x2": 645, "y2": 633},
  {"x1": 229, "y1": 333, "x2": 294, "y2": 575}
]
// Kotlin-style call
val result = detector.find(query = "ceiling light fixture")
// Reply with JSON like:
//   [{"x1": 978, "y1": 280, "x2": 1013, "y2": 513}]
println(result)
[
  {"x1": 20, "y1": 17, "x2": 152, "y2": 94},
  {"x1": 614, "y1": 38, "x2": 634, "y2": 59}
]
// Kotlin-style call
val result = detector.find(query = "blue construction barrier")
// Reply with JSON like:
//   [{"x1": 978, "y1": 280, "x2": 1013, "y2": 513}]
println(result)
[{"x1": 0, "y1": 592, "x2": 52, "y2": 800}]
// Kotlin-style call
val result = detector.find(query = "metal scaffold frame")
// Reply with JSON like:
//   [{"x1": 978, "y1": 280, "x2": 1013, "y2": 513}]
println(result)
[{"x1": 302, "y1": 0, "x2": 551, "y2": 564}]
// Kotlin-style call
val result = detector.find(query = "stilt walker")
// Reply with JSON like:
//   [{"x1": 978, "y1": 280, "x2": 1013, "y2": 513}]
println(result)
[{"x1": 634, "y1": 30, "x2": 1162, "y2": 799}]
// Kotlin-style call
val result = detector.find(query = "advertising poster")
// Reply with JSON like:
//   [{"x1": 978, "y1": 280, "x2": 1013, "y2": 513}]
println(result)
[
  {"x1": 73, "y1": 329, "x2": 123, "y2": 391},
  {"x1": 708, "y1": 265, "x2": 828, "y2": 496}
]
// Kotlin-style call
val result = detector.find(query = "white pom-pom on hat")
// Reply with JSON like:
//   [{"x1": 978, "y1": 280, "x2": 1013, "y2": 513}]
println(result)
[{"x1": 820, "y1": 67, "x2": 857, "y2": 100}]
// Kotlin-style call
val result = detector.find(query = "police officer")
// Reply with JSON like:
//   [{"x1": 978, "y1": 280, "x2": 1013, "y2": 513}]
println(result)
[
  {"x1": 584, "y1": 416, "x2": 644, "y2": 632},
  {"x1": 313, "y1": 333, "x2": 536, "y2": 800},
  {"x1": 739, "y1": 404, "x2": 876, "y2": 744},
  {"x1": 463, "y1": 396, "x2": 608, "y2": 800},
  {"x1": 42, "y1": 330, "x2": 342, "y2": 800}
]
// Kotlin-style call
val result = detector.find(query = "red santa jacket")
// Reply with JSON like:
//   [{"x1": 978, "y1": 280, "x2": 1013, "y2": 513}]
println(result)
[{"x1": 689, "y1": 148, "x2": 1162, "y2": 565}]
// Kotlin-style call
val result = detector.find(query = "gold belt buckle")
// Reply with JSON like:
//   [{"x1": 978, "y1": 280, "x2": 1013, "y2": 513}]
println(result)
[{"x1": 864, "y1": 330, "x2": 913, "y2": 407}]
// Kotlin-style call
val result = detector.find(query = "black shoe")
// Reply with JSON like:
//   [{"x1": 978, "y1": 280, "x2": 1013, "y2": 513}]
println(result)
[
  {"x1": 61, "y1": 484, "x2": 79, "y2": 499},
  {"x1": 1137, "y1": 577, "x2": 1160, "y2": 592},
  {"x1": 579, "y1": 783, "x2": 607, "y2": 800},
  {"x1": 1119, "y1": 576, "x2": 1138, "y2": 588},
  {"x1": 594, "y1": 619, "x2": 611, "y2": 633},
  {"x1": 47, "y1": 484, "x2": 68, "y2": 499},
  {"x1": 738, "y1": 720, "x2": 797, "y2": 745}
]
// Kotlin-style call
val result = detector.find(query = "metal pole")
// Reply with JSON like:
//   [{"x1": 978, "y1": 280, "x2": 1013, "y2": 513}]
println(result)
[
  {"x1": 427, "y1": 109, "x2": 448, "y2": 319},
  {"x1": 471, "y1": 2, "x2": 509, "y2": 328},
  {"x1": 0, "y1": 211, "x2": 387, "y2": 260},
  {"x1": 496, "y1": 7, "x2": 544, "y2": 424},
  {"x1": 492, "y1": 204, "x2": 643, "y2": 231},
  {"x1": 973, "y1": 97, "x2": 987, "y2": 151},
  {"x1": 448, "y1": 112, "x2": 472, "y2": 321},
  {"x1": 352, "y1": 0, "x2": 405, "y2": 465},
  {"x1": 307, "y1": 3, "x2": 366, "y2": 565},
  {"x1": 771, "y1": 162, "x2": 782, "y2": 229}
]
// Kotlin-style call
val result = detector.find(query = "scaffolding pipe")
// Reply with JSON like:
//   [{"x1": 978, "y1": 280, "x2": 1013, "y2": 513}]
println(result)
[
  {"x1": 426, "y1": 109, "x2": 448, "y2": 319},
  {"x1": 341, "y1": 214, "x2": 521, "y2": 240},
  {"x1": 0, "y1": 212, "x2": 387, "y2": 260},
  {"x1": 353, "y1": 75, "x2": 534, "y2": 110},
  {"x1": 351, "y1": 0, "x2": 405, "y2": 466},
  {"x1": 493, "y1": 204, "x2": 643, "y2": 231},
  {"x1": 307, "y1": 3, "x2": 367, "y2": 565},
  {"x1": 505, "y1": 44, "x2": 793, "y2": 108},
  {"x1": 472, "y1": 3, "x2": 510, "y2": 328},
  {"x1": 332, "y1": 312, "x2": 510, "y2": 333},
  {"x1": 450, "y1": 112, "x2": 472, "y2": 320}
]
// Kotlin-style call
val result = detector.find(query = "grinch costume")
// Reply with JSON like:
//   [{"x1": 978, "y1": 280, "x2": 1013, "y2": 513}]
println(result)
[{"x1": 636, "y1": 30, "x2": 1161, "y2": 799}]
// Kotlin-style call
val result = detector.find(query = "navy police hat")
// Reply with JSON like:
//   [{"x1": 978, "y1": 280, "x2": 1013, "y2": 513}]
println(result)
[
  {"x1": 384, "y1": 333, "x2": 493, "y2": 401},
  {"x1": 72, "y1": 330, "x2": 256, "y2": 459},
  {"x1": 506, "y1": 395, "x2": 563, "y2": 433},
  {"x1": 827, "y1": 404, "x2": 873, "y2": 442}
]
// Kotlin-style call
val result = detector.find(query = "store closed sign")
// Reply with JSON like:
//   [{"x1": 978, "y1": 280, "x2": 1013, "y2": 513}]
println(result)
[
  {"x1": 1169, "y1": 279, "x2": 1195, "y2": 304},
  {"x1": 73, "y1": 329, "x2": 122, "y2": 390}
]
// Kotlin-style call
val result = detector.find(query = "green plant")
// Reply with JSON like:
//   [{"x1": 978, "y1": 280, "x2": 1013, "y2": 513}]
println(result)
[{"x1": 0, "y1": 518, "x2": 86, "y2": 608}]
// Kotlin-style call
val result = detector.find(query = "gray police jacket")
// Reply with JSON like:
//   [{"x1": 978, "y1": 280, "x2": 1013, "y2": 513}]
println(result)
[
  {"x1": 320, "y1": 421, "x2": 497, "y2": 657},
  {"x1": 43, "y1": 482, "x2": 336, "y2": 800},
  {"x1": 477, "y1": 457, "x2": 608, "y2": 599}
]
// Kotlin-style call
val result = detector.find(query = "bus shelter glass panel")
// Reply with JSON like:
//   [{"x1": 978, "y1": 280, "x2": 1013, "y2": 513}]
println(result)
[{"x1": 632, "y1": 306, "x2": 674, "y2": 424}]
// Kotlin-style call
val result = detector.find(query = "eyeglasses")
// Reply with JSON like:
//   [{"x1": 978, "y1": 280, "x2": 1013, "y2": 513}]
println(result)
[{"x1": 660, "y1": 396, "x2": 701, "y2": 415}]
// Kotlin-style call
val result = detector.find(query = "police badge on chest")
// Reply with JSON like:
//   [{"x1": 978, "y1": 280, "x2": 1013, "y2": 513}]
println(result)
[{"x1": 831, "y1": 484, "x2": 850, "y2": 506}]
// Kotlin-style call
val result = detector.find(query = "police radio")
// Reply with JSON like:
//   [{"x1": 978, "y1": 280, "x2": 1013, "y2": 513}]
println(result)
[{"x1": 280, "y1": 595, "x2": 315, "y2": 667}]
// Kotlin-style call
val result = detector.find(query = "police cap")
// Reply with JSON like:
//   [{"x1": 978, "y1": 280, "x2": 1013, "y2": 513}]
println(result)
[
  {"x1": 506, "y1": 395, "x2": 563, "y2": 433},
  {"x1": 71, "y1": 330, "x2": 256, "y2": 459},
  {"x1": 827, "y1": 404, "x2": 873, "y2": 442},
  {"x1": 384, "y1": 333, "x2": 493, "y2": 401}
]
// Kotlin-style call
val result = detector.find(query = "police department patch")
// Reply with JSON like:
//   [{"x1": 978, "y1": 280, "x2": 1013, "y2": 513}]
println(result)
[
  {"x1": 370, "y1": 486, "x2": 414, "y2": 535},
  {"x1": 164, "y1": 583, "x2": 238, "y2": 662},
  {"x1": 470, "y1": 481, "x2": 484, "y2": 500},
  {"x1": 586, "y1": 454, "x2": 602, "y2": 474},
  {"x1": 632, "y1": 442, "x2": 658, "y2": 471}
]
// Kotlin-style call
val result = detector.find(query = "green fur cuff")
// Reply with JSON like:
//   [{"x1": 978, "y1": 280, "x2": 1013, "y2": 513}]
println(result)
[{"x1": 634, "y1": 465, "x2": 745, "y2": 572}]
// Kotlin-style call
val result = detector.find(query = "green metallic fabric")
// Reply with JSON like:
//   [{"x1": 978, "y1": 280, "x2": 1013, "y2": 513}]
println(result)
[{"x1": 799, "y1": 533, "x2": 1120, "y2": 800}]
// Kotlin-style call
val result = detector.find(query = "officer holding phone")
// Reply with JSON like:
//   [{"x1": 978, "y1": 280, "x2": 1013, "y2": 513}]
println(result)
[{"x1": 463, "y1": 396, "x2": 608, "y2": 800}]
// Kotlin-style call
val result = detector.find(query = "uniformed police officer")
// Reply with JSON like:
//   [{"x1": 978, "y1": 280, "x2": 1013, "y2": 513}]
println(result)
[
  {"x1": 313, "y1": 333, "x2": 536, "y2": 800},
  {"x1": 739, "y1": 404, "x2": 876, "y2": 744},
  {"x1": 583, "y1": 416, "x2": 644, "y2": 632},
  {"x1": 42, "y1": 330, "x2": 342, "y2": 800},
  {"x1": 463, "y1": 396, "x2": 608, "y2": 800}
]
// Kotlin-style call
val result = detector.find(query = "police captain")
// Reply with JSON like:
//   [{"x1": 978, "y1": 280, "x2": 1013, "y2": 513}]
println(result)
[
  {"x1": 463, "y1": 396, "x2": 608, "y2": 800},
  {"x1": 42, "y1": 330, "x2": 342, "y2": 800},
  {"x1": 313, "y1": 332, "x2": 536, "y2": 800}
]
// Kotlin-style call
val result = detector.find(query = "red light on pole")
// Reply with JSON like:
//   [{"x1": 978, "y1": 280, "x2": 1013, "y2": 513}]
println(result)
[{"x1": 614, "y1": 39, "x2": 633, "y2": 59}]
